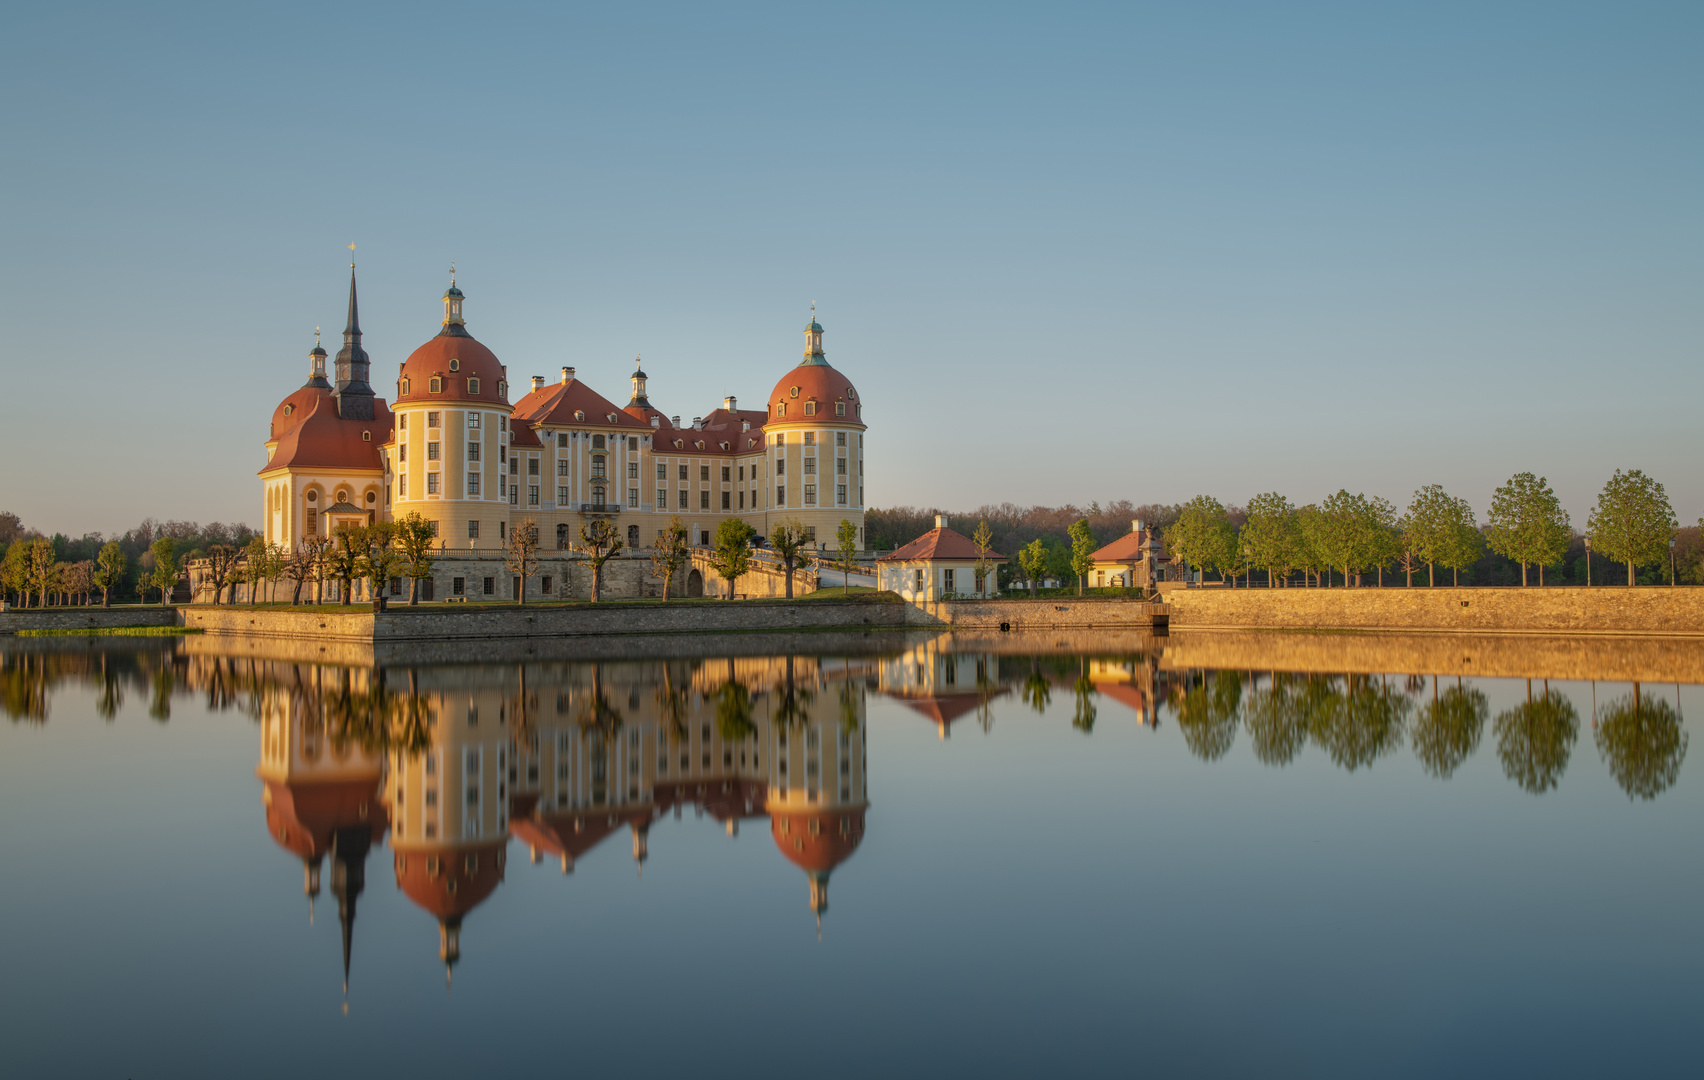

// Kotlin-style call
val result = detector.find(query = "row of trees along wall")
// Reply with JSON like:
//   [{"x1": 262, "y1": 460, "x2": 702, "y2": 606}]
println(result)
[{"x1": 1165, "y1": 469, "x2": 1685, "y2": 589}]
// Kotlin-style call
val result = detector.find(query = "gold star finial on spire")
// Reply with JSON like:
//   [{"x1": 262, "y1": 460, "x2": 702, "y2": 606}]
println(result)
[
  {"x1": 315, "y1": 326, "x2": 321, "y2": 347},
  {"x1": 348, "y1": 242, "x2": 356, "y2": 268},
  {"x1": 450, "y1": 260, "x2": 456, "y2": 285}
]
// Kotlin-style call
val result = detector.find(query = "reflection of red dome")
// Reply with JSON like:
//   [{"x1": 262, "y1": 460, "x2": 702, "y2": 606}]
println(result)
[
  {"x1": 768, "y1": 363, "x2": 863, "y2": 426},
  {"x1": 261, "y1": 778, "x2": 387, "y2": 859},
  {"x1": 394, "y1": 840, "x2": 507, "y2": 920},
  {"x1": 396, "y1": 330, "x2": 509, "y2": 408},
  {"x1": 509, "y1": 809, "x2": 633, "y2": 870},
  {"x1": 769, "y1": 807, "x2": 866, "y2": 873}
]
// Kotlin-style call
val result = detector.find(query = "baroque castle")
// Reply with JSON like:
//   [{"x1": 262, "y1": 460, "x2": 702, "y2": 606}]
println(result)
[{"x1": 262, "y1": 266, "x2": 868, "y2": 599}]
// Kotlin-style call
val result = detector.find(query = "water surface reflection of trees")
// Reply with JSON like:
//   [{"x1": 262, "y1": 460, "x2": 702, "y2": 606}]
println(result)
[
  {"x1": 1595, "y1": 686, "x2": 1688, "y2": 800},
  {"x1": 1494, "y1": 681, "x2": 1578, "y2": 795}
]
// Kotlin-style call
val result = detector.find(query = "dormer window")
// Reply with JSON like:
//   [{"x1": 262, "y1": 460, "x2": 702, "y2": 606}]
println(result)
[
  {"x1": 449, "y1": 358, "x2": 460, "y2": 372},
  {"x1": 673, "y1": 439, "x2": 683, "y2": 449},
  {"x1": 283, "y1": 404, "x2": 293, "y2": 416},
  {"x1": 804, "y1": 401, "x2": 817, "y2": 416},
  {"x1": 429, "y1": 376, "x2": 442, "y2": 393},
  {"x1": 695, "y1": 440, "x2": 705, "y2": 450},
  {"x1": 789, "y1": 387, "x2": 800, "y2": 398},
  {"x1": 574, "y1": 410, "x2": 585, "y2": 422},
  {"x1": 497, "y1": 380, "x2": 506, "y2": 397},
  {"x1": 719, "y1": 441, "x2": 729, "y2": 450},
  {"x1": 468, "y1": 377, "x2": 481, "y2": 394},
  {"x1": 835, "y1": 401, "x2": 846, "y2": 417},
  {"x1": 362, "y1": 431, "x2": 371, "y2": 442},
  {"x1": 400, "y1": 378, "x2": 411, "y2": 395},
  {"x1": 607, "y1": 413, "x2": 617, "y2": 423},
  {"x1": 776, "y1": 404, "x2": 787, "y2": 418}
]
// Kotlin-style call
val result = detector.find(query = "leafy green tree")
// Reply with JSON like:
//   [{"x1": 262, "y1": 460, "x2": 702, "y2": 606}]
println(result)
[
  {"x1": 1436, "y1": 499, "x2": 1483, "y2": 587},
  {"x1": 1487, "y1": 473, "x2": 1571, "y2": 586},
  {"x1": 1070, "y1": 659, "x2": 1098, "y2": 732},
  {"x1": 575, "y1": 517, "x2": 624, "y2": 601},
  {"x1": 1068, "y1": 519, "x2": 1096, "y2": 595},
  {"x1": 503, "y1": 517, "x2": 539, "y2": 604},
  {"x1": 1410, "y1": 680, "x2": 1487, "y2": 779},
  {"x1": 1493, "y1": 682, "x2": 1578, "y2": 794},
  {"x1": 1, "y1": 541, "x2": 29, "y2": 607},
  {"x1": 709, "y1": 518, "x2": 755, "y2": 600},
  {"x1": 148, "y1": 538, "x2": 177, "y2": 606},
  {"x1": 361, "y1": 521, "x2": 404, "y2": 604},
  {"x1": 1021, "y1": 664, "x2": 1051, "y2": 714},
  {"x1": 92, "y1": 541, "x2": 127, "y2": 608},
  {"x1": 1166, "y1": 496, "x2": 1236, "y2": 583},
  {"x1": 1594, "y1": 686, "x2": 1688, "y2": 800},
  {"x1": 1295, "y1": 504, "x2": 1329, "y2": 586},
  {"x1": 768, "y1": 517, "x2": 808, "y2": 599},
  {"x1": 649, "y1": 515, "x2": 688, "y2": 599},
  {"x1": 972, "y1": 520, "x2": 999, "y2": 596},
  {"x1": 326, "y1": 524, "x2": 364, "y2": 604},
  {"x1": 1017, "y1": 538, "x2": 1047, "y2": 598},
  {"x1": 25, "y1": 538, "x2": 58, "y2": 608},
  {"x1": 242, "y1": 536, "x2": 270, "y2": 602},
  {"x1": 1368, "y1": 496, "x2": 1401, "y2": 586},
  {"x1": 1314, "y1": 491, "x2": 1386, "y2": 587},
  {"x1": 1242, "y1": 493, "x2": 1300, "y2": 587},
  {"x1": 835, "y1": 518, "x2": 859, "y2": 591},
  {"x1": 1404, "y1": 485, "x2": 1459, "y2": 587},
  {"x1": 1587, "y1": 469, "x2": 1677, "y2": 587},
  {"x1": 394, "y1": 511, "x2": 439, "y2": 605}
]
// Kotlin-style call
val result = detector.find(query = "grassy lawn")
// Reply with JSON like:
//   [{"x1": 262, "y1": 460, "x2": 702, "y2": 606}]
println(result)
[{"x1": 801, "y1": 586, "x2": 894, "y2": 601}]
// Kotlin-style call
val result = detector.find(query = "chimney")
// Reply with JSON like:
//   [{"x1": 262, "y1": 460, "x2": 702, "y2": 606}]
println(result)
[
  {"x1": 741, "y1": 420, "x2": 750, "y2": 432},
  {"x1": 1132, "y1": 519, "x2": 1141, "y2": 534},
  {"x1": 724, "y1": 395, "x2": 737, "y2": 412},
  {"x1": 531, "y1": 376, "x2": 545, "y2": 392},
  {"x1": 935, "y1": 514, "x2": 947, "y2": 530},
  {"x1": 692, "y1": 417, "x2": 703, "y2": 429},
  {"x1": 561, "y1": 366, "x2": 573, "y2": 384},
  {"x1": 650, "y1": 416, "x2": 659, "y2": 428},
  {"x1": 672, "y1": 416, "x2": 681, "y2": 428}
]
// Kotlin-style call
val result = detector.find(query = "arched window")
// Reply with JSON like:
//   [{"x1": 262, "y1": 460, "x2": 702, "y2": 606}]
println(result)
[
  {"x1": 429, "y1": 376, "x2": 442, "y2": 393},
  {"x1": 804, "y1": 401, "x2": 816, "y2": 416},
  {"x1": 468, "y1": 377, "x2": 480, "y2": 394},
  {"x1": 592, "y1": 485, "x2": 605, "y2": 505}
]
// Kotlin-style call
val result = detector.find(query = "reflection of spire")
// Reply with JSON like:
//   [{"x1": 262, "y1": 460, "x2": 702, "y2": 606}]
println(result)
[
  {"x1": 304, "y1": 857, "x2": 322, "y2": 925},
  {"x1": 631, "y1": 820, "x2": 649, "y2": 877},
  {"x1": 330, "y1": 827, "x2": 371, "y2": 996},
  {"x1": 440, "y1": 917, "x2": 462, "y2": 992},
  {"x1": 809, "y1": 869, "x2": 830, "y2": 939}
]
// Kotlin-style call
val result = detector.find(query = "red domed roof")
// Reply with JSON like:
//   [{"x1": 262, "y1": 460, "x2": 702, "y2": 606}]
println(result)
[
  {"x1": 260, "y1": 392, "x2": 391, "y2": 474},
  {"x1": 769, "y1": 807, "x2": 866, "y2": 873},
  {"x1": 396, "y1": 329, "x2": 511, "y2": 409},
  {"x1": 270, "y1": 385, "x2": 333, "y2": 443},
  {"x1": 394, "y1": 839, "x2": 507, "y2": 920},
  {"x1": 768, "y1": 362, "x2": 864, "y2": 427}
]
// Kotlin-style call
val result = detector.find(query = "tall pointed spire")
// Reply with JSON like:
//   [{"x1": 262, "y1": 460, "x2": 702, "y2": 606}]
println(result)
[{"x1": 333, "y1": 253, "x2": 375, "y2": 419}]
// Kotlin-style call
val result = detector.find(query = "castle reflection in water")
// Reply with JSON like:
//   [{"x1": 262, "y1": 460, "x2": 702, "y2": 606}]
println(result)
[{"x1": 1, "y1": 631, "x2": 1693, "y2": 991}]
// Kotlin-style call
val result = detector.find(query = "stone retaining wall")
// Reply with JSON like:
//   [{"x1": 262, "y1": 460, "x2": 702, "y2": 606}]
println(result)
[
  {"x1": 0, "y1": 607, "x2": 179, "y2": 634},
  {"x1": 1163, "y1": 586, "x2": 1704, "y2": 636},
  {"x1": 906, "y1": 597, "x2": 1168, "y2": 631}
]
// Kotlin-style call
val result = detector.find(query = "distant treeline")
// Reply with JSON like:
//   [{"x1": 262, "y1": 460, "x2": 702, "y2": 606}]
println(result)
[{"x1": 0, "y1": 512, "x2": 259, "y2": 606}]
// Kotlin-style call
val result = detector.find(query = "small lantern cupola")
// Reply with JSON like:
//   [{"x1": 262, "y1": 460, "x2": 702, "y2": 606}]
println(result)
[
  {"x1": 800, "y1": 302, "x2": 827, "y2": 367},
  {"x1": 441, "y1": 262, "x2": 467, "y2": 336},
  {"x1": 307, "y1": 327, "x2": 331, "y2": 388},
  {"x1": 629, "y1": 356, "x2": 651, "y2": 408}
]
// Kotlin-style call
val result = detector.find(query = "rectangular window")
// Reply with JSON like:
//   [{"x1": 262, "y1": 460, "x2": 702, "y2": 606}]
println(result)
[
  {"x1": 656, "y1": 463, "x2": 667, "y2": 480},
  {"x1": 628, "y1": 461, "x2": 638, "y2": 478},
  {"x1": 306, "y1": 508, "x2": 317, "y2": 533},
  {"x1": 699, "y1": 465, "x2": 710, "y2": 481},
  {"x1": 428, "y1": 411, "x2": 440, "y2": 428},
  {"x1": 737, "y1": 465, "x2": 745, "y2": 481},
  {"x1": 427, "y1": 473, "x2": 441, "y2": 494},
  {"x1": 628, "y1": 488, "x2": 639, "y2": 507},
  {"x1": 592, "y1": 434, "x2": 605, "y2": 449},
  {"x1": 397, "y1": 475, "x2": 406, "y2": 496},
  {"x1": 837, "y1": 457, "x2": 846, "y2": 474},
  {"x1": 804, "y1": 432, "x2": 815, "y2": 445},
  {"x1": 837, "y1": 484, "x2": 847, "y2": 505},
  {"x1": 721, "y1": 466, "x2": 730, "y2": 481},
  {"x1": 509, "y1": 489, "x2": 518, "y2": 505},
  {"x1": 558, "y1": 487, "x2": 568, "y2": 506},
  {"x1": 657, "y1": 487, "x2": 666, "y2": 507},
  {"x1": 804, "y1": 484, "x2": 816, "y2": 505},
  {"x1": 469, "y1": 413, "x2": 481, "y2": 429},
  {"x1": 777, "y1": 486, "x2": 785, "y2": 506},
  {"x1": 835, "y1": 402, "x2": 846, "y2": 417},
  {"x1": 678, "y1": 489, "x2": 688, "y2": 509},
  {"x1": 453, "y1": 576, "x2": 464, "y2": 595},
  {"x1": 836, "y1": 432, "x2": 846, "y2": 446},
  {"x1": 805, "y1": 525, "x2": 816, "y2": 541},
  {"x1": 557, "y1": 433, "x2": 567, "y2": 448},
  {"x1": 400, "y1": 415, "x2": 408, "y2": 430},
  {"x1": 739, "y1": 491, "x2": 745, "y2": 509},
  {"x1": 557, "y1": 459, "x2": 567, "y2": 475},
  {"x1": 509, "y1": 458, "x2": 518, "y2": 475},
  {"x1": 468, "y1": 520, "x2": 479, "y2": 539},
  {"x1": 483, "y1": 577, "x2": 495, "y2": 596},
  {"x1": 678, "y1": 465, "x2": 688, "y2": 480},
  {"x1": 399, "y1": 444, "x2": 407, "y2": 462},
  {"x1": 805, "y1": 401, "x2": 816, "y2": 416},
  {"x1": 542, "y1": 575, "x2": 553, "y2": 593},
  {"x1": 776, "y1": 457, "x2": 785, "y2": 475},
  {"x1": 427, "y1": 442, "x2": 440, "y2": 460},
  {"x1": 700, "y1": 490, "x2": 710, "y2": 509},
  {"x1": 468, "y1": 441, "x2": 480, "y2": 461},
  {"x1": 528, "y1": 485, "x2": 539, "y2": 505},
  {"x1": 700, "y1": 530, "x2": 710, "y2": 546},
  {"x1": 389, "y1": 576, "x2": 402, "y2": 596},
  {"x1": 721, "y1": 491, "x2": 730, "y2": 510},
  {"x1": 944, "y1": 569, "x2": 955, "y2": 592},
  {"x1": 467, "y1": 473, "x2": 480, "y2": 495},
  {"x1": 528, "y1": 458, "x2": 539, "y2": 475},
  {"x1": 628, "y1": 437, "x2": 638, "y2": 451},
  {"x1": 804, "y1": 457, "x2": 816, "y2": 475}
]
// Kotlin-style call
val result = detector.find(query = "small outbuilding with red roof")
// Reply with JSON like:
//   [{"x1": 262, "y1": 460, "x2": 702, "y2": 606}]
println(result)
[{"x1": 875, "y1": 515, "x2": 1002, "y2": 601}]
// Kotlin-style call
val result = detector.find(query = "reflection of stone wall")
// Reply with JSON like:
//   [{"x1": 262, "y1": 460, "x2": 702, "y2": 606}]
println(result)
[
  {"x1": 1165, "y1": 587, "x2": 1704, "y2": 636},
  {"x1": 906, "y1": 598, "x2": 1167, "y2": 631},
  {"x1": 1162, "y1": 630, "x2": 1704, "y2": 684},
  {"x1": 0, "y1": 608, "x2": 178, "y2": 634}
]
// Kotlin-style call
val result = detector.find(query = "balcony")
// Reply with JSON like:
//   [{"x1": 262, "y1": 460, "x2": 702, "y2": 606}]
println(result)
[{"x1": 579, "y1": 503, "x2": 622, "y2": 514}]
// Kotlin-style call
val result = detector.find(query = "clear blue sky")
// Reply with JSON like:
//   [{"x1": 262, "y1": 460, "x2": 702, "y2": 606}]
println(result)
[{"x1": 4, "y1": 1, "x2": 1699, "y2": 537}]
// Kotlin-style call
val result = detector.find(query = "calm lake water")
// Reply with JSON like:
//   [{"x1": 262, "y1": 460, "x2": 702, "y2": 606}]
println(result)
[{"x1": 1, "y1": 631, "x2": 1698, "y2": 1078}]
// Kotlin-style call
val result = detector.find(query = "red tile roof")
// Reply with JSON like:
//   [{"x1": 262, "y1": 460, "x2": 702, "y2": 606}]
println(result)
[
  {"x1": 876, "y1": 527, "x2": 1002, "y2": 562},
  {"x1": 1090, "y1": 529, "x2": 1150, "y2": 562},
  {"x1": 396, "y1": 330, "x2": 510, "y2": 407},
  {"x1": 768, "y1": 362, "x2": 866, "y2": 428},
  {"x1": 260, "y1": 392, "x2": 392, "y2": 474},
  {"x1": 512, "y1": 377, "x2": 651, "y2": 431}
]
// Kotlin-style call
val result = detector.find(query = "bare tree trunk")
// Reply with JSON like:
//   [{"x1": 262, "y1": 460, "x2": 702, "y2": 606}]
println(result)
[
  {"x1": 1627, "y1": 560, "x2": 1634, "y2": 586},
  {"x1": 1428, "y1": 563, "x2": 1434, "y2": 588},
  {"x1": 1521, "y1": 562, "x2": 1527, "y2": 587}
]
